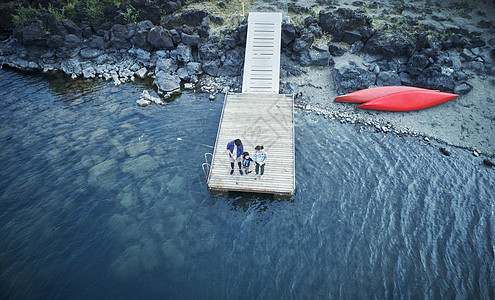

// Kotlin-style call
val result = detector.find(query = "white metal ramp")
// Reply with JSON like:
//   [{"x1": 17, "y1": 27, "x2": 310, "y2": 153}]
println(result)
[{"x1": 241, "y1": 12, "x2": 282, "y2": 94}]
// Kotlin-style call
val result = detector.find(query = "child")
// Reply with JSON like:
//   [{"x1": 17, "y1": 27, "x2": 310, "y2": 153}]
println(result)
[
  {"x1": 241, "y1": 151, "x2": 253, "y2": 174},
  {"x1": 253, "y1": 145, "x2": 267, "y2": 179}
]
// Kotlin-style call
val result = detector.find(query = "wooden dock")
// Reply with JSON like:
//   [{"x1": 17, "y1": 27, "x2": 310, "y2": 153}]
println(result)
[{"x1": 206, "y1": 12, "x2": 295, "y2": 195}]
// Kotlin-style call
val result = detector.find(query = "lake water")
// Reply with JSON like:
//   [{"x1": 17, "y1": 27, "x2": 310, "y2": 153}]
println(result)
[{"x1": 1, "y1": 68, "x2": 494, "y2": 299}]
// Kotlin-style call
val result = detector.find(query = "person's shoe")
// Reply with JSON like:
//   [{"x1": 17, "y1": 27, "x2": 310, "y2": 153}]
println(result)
[
  {"x1": 247, "y1": 171, "x2": 252, "y2": 174},
  {"x1": 230, "y1": 169, "x2": 234, "y2": 175},
  {"x1": 239, "y1": 170, "x2": 244, "y2": 175}
]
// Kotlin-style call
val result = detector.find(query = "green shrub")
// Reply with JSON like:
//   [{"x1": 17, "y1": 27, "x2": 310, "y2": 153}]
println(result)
[
  {"x1": 12, "y1": 5, "x2": 39, "y2": 27},
  {"x1": 86, "y1": 0, "x2": 105, "y2": 19},
  {"x1": 121, "y1": 7, "x2": 138, "y2": 24}
]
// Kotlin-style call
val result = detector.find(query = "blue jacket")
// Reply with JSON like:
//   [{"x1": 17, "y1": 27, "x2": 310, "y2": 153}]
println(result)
[
  {"x1": 242, "y1": 157, "x2": 253, "y2": 168},
  {"x1": 227, "y1": 140, "x2": 243, "y2": 158}
]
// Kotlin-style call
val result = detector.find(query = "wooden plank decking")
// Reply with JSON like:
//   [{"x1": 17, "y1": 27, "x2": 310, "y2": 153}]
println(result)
[
  {"x1": 206, "y1": 12, "x2": 294, "y2": 195},
  {"x1": 207, "y1": 93, "x2": 295, "y2": 195}
]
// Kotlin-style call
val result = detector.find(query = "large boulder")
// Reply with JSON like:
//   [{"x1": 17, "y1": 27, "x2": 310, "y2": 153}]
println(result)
[
  {"x1": 414, "y1": 65, "x2": 455, "y2": 92},
  {"x1": 406, "y1": 54, "x2": 430, "y2": 77},
  {"x1": 63, "y1": 19, "x2": 82, "y2": 37},
  {"x1": 319, "y1": 8, "x2": 372, "y2": 43},
  {"x1": 109, "y1": 24, "x2": 131, "y2": 49},
  {"x1": 363, "y1": 26, "x2": 415, "y2": 58},
  {"x1": 156, "y1": 58, "x2": 178, "y2": 73},
  {"x1": 281, "y1": 23, "x2": 297, "y2": 47},
  {"x1": 57, "y1": 34, "x2": 82, "y2": 58},
  {"x1": 233, "y1": 23, "x2": 248, "y2": 46},
  {"x1": 22, "y1": 22, "x2": 47, "y2": 45},
  {"x1": 198, "y1": 38, "x2": 219, "y2": 61},
  {"x1": 333, "y1": 61, "x2": 376, "y2": 94},
  {"x1": 174, "y1": 44, "x2": 193, "y2": 64},
  {"x1": 46, "y1": 35, "x2": 64, "y2": 48},
  {"x1": 61, "y1": 58, "x2": 83, "y2": 77},
  {"x1": 181, "y1": 9, "x2": 208, "y2": 26},
  {"x1": 376, "y1": 71, "x2": 401, "y2": 86},
  {"x1": 80, "y1": 47, "x2": 103, "y2": 59},
  {"x1": 292, "y1": 29, "x2": 314, "y2": 53},
  {"x1": 154, "y1": 70, "x2": 181, "y2": 93},
  {"x1": 160, "y1": 0, "x2": 183, "y2": 14},
  {"x1": 181, "y1": 33, "x2": 200, "y2": 47},
  {"x1": 308, "y1": 41, "x2": 330, "y2": 66},
  {"x1": 219, "y1": 48, "x2": 244, "y2": 76},
  {"x1": 147, "y1": 26, "x2": 174, "y2": 49},
  {"x1": 202, "y1": 60, "x2": 219, "y2": 76}
]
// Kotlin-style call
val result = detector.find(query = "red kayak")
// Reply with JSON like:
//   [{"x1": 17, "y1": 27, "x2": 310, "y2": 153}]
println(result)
[
  {"x1": 334, "y1": 86, "x2": 428, "y2": 104},
  {"x1": 357, "y1": 90, "x2": 458, "y2": 111}
]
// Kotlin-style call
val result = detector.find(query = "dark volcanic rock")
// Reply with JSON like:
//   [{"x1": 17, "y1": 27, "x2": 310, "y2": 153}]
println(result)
[
  {"x1": 46, "y1": 35, "x2": 64, "y2": 49},
  {"x1": 198, "y1": 38, "x2": 219, "y2": 61},
  {"x1": 363, "y1": 27, "x2": 415, "y2": 58},
  {"x1": 202, "y1": 60, "x2": 219, "y2": 76},
  {"x1": 219, "y1": 48, "x2": 244, "y2": 76},
  {"x1": 160, "y1": 14, "x2": 182, "y2": 29},
  {"x1": 334, "y1": 61, "x2": 375, "y2": 94},
  {"x1": 292, "y1": 29, "x2": 314, "y2": 53},
  {"x1": 281, "y1": 23, "x2": 297, "y2": 47},
  {"x1": 454, "y1": 83, "x2": 472, "y2": 95},
  {"x1": 148, "y1": 26, "x2": 174, "y2": 49},
  {"x1": 342, "y1": 30, "x2": 362, "y2": 44},
  {"x1": 181, "y1": 33, "x2": 200, "y2": 47},
  {"x1": 0, "y1": 3, "x2": 14, "y2": 39},
  {"x1": 161, "y1": 0, "x2": 183, "y2": 14},
  {"x1": 329, "y1": 44, "x2": 346, "y2": 56},
  {"x1": 22, "y1": 22, "x2": 47, "y2": 45},
  {"x1": 181, "y1": 9, "x2": 208, "y2": 26},
  {"x1": 80, "y1": 47, "x2": 103, "y2": 59},
  {"x1": 406, "y1": 54, "x2": 430, "y2": 77},
  {"x1": 414, "y1": 65, "x2": 455, "y2": 92},
  {"x1": 319, "y1": 8, "x2": 372, "y2": 43},
  {"x1": 440, "y1": 147, "x2": 452, "y2": 156},
  {"x1": 483, "y1": 159, "x2": 495, "y2": 167},
  {"x1": 233, "y1": 24, "x2": 248, "y2": 46},
  {"x1": 376, "y1": 71, "x2": 401, "y2": 86},
  {"x1": 174, "y1": 44, "x2": 193, "y2": 64},
  {"x1": 154, "y1": 70, "x2": 181, "y2": 93},
  {"x1": 109, "y1": 24, "x2": 131, "y2": 49},
  {"x1": 308, "y1": 42, "x2": 330, "y2": 66},
  {"x1": 63, "y1": 19, "x2": 82, "y2": 38}
]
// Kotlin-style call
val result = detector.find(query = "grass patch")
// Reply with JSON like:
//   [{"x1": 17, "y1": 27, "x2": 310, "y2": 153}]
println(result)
[{"x1": 181, "y1": 0, "x2": 257, "y2": 30}]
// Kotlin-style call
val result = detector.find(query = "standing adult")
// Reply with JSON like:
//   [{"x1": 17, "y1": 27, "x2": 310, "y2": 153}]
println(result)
[{"x1": 227, "y1": 139, "x2": 244, "y2": 175}]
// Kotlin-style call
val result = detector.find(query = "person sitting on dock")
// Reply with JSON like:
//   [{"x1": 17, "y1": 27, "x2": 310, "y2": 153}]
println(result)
[
  {"x1": 253, "y1": 145, "x2": 267, "y2": 179},
  {"x1": 227, "y1": 139, "x2": 244, "y2": 175},
  {"x1": 241, "y1": 151, "x2": 253, "y2": 174}
]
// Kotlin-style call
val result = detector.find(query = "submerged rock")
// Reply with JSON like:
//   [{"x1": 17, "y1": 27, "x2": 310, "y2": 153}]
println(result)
[
  {"x1": 88, "y1": 159, "x2": 117, "y2": 183},
  {"x1": 483, "y1": 159, "x2": 495, "y2": 167},
  {"x1": 439, "y1": 147, "x2": 452, "y2": 156},
  {"x1": 154, "y1": 70, "x2": 181, "y2": 94}
]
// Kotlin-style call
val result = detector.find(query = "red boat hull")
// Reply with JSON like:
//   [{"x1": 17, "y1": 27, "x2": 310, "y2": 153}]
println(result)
[
  {"x1": 334, "y1": 86, "x2": 427, "y2": 104},
  {"x1": 357, "y1": 90, "x2": 458, "y2": 111}
]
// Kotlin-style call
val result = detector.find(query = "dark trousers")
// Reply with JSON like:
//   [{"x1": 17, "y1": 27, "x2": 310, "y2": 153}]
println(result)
[{"x1": 255, "y1": 163, "x2": 265, "y2": 175}]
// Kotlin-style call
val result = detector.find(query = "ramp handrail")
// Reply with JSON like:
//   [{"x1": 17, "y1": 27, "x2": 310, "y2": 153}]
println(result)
[{"x1": 202, "y1": 153, "x2": 213, "y2": 183}]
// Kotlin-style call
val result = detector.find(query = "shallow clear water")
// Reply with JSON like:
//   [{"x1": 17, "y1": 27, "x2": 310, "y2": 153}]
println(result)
[{"x1": 0, "y1": 68, "x2": 494, "y2": 299}]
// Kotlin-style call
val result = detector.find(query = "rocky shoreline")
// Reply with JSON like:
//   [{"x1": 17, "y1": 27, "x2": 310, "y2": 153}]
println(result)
[{"x1": 0, "y1": 0, "x2": 494, "y2": 157}]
